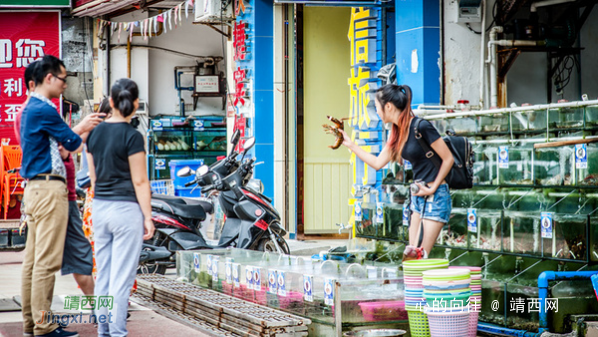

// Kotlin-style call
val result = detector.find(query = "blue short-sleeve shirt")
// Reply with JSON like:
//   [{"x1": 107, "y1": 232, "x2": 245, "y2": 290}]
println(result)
[{"x1": 20, "y1": 96, "x2": 82, "y2": 179}]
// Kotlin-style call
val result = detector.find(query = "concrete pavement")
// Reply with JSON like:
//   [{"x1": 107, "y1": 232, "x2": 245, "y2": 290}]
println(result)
[{"x1": 0, "y1": 238, "x2": 348, "y2": 337}]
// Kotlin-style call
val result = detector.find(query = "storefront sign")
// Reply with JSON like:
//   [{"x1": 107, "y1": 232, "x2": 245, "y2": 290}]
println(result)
[
  {"x1": 0, "y1": 0, "x2": 69, "y2": 7},
  {"x1": 233, "y1": 21, "x2": 248, "y2": 62},
  {"x1": 234, "y1": 113, "x2": 246, "y2": 152},
  {"x1": 0, "y1": 11, "x2": 60, "y2": 143},
  {"x1": 347, "y1": 7, "x2": 385, "y2": 219}
]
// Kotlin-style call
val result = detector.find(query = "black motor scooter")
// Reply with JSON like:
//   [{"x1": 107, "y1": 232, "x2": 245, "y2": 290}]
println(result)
[{"x1": 138, "y1": 132, "x2": 289, "y2": 274}]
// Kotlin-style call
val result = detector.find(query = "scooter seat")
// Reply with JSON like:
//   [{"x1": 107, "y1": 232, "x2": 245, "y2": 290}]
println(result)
[
  {"x1": 152, "y1": 193, "x2": 214, "y2": 213},
  {"x1": 151, "y1": 199, "x2": 206, "y2": 221}
]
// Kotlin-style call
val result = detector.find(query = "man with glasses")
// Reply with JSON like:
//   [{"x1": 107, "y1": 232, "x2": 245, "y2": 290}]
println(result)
[{"x1": 19, "y1": 55, "x2": 103, "y2": 337}]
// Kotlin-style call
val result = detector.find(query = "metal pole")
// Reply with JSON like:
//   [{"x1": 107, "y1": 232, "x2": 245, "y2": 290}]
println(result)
[{"x1": 334, "y1": 280, "x2": 342, "y2": 337}]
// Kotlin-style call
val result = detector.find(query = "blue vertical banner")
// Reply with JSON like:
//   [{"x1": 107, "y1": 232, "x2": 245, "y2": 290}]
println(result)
[
  {"x1": 348, "y1": 7, "x2": 385, "y2": 222},
  {"x1": 234, "y1": 0, "x2": 275, "y2": 199}
]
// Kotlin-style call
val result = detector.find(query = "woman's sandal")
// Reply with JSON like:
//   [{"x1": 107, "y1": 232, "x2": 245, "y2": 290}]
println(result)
[{"x1": 402, "y1": 245, "x2": 427, "y2": 261}]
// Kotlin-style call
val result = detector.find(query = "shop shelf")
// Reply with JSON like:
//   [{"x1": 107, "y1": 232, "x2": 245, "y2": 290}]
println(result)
[
  {"x1": 473, "y1": 145, "x2": 498, "y2": 185},
  {"x1": 575, "y1": 143, "x2": 598, "y2": 186},
  {"x1": 549, "y1": 106, "x2": 584, "y2": 130},
  {"x1": 541, "y1": 214, "x2": 587, "y2": 260}
]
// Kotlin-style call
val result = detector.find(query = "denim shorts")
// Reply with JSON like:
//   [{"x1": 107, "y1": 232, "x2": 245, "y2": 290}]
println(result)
[{"x1": 410, "y1": 184, "x2": 452, "y2": 224}]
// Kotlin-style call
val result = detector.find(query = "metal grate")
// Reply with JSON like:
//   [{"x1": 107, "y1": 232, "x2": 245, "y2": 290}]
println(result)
[{"x1": 136, "y1": 274, "x2": 310, "y2": 336}]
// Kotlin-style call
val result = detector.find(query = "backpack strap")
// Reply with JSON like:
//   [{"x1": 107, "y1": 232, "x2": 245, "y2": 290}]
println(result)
[{"x1": 413, "y1": 118, "x2": 442, "y2": 169}]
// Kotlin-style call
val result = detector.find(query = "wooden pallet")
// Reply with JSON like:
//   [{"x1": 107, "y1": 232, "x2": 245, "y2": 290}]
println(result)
[{"x1": 136, "y1": 274, "x2": 311, "y2": 337}]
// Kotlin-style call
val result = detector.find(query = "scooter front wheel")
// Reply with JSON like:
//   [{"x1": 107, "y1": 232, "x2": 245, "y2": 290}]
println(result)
[{"x1": 257, "y1": 235, "x2": 290, "y2": 254}]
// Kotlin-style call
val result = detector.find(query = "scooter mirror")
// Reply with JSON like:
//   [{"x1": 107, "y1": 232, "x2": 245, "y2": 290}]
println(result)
[
  {"x1": 231, "y1": 129, "x2": 241, "y2": 147},
  {"x1": 243, "y1": 137, "x2": 256, "y2": 151},
  {"x1": 197, "y1": 165, "x2": 210, "y2": 176},
  {"x1": 177, "y1": 167, "x2": 194, "y2": 177}
]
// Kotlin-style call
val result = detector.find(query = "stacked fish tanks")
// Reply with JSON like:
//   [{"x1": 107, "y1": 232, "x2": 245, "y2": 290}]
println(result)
[
  {"x1": 355, "y1": 102, "x2": 598, "y2": 333},
  {"x1": 176, "y1": 249, "x2": 408, "y2": 335}
]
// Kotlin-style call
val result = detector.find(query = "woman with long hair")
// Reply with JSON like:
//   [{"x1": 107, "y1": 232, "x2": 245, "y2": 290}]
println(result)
[
  {"x1": 339, "y1": 84, "x2": 454, "y2": 260},
  {"x1": 86, "y1": 79, "x2": 154, "y2": 336}
]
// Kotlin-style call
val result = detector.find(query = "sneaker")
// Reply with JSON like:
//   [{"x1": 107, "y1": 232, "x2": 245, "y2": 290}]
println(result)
[
  {"x1": 402, "y1": 246, "x2": 426, "y2": 261},
  {"x1": 35, "y1": 327, "x2": 79, "y2": 337}
]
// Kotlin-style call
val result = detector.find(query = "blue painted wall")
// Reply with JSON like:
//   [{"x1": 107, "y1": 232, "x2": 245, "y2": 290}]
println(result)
[{"x1": 395, "y1": 0, "x2": 441, "y2": 107}]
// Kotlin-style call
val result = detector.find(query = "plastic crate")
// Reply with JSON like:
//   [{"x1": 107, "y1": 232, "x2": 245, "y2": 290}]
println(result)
[
  {"x1": 174, "y1": 186, "x2": 201, "y2": 198},
  {"x1": 169, "y1": 159, "x2": 204, "y2": 189},
  {"x1": 150, "y1": 180, "x2": 174, "y2": 196}
]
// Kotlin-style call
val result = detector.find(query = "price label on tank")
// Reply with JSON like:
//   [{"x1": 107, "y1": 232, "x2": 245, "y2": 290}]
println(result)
[
  {"x1": 324, "y1": 278, "x2": 335, "y2": 306},
  {"x1": 212, "y1": 256, "x2": 219, "y2": 282},
  {"x1": 193, "y1": 253, "x2": 201, "y2": 273},
  {"x1": 194, "y1": 119, "x2": 205, "y2": 131},
  {"x1": 225, "y1": 261, "x2": 233, "y2": 284},
  {"x1": 152, "y1": 120, "x2": 163, "y2": 131},
  {"x1": 246, "y1": 266, "x2": 254, "y2": 288},
  {"x1": 541, "y1": 212, "x2": 553, "y2": 239},
  {"x1": 303, "y1": 275, "x2": 313, "y2": 302},
  {"x1": 232, "y1": 263, "x2": 241, "y2": 288},
  {"x1": 404, "y1": 160, "x2": 412, "y2": 170},
  {"x1": 253, "y1": 267, "x2": 262, "y2": 291},
  {"x1": 354, "y1": 201, "x2": 362, "y2": 221},
  {"x1": 498, "y1": 146, "x2": 509, "y2": 169},
  {"x1": 402, "y1": 203, "x2": 409, "y2": 226},
  {"x1": 277, "y1": 271, "x2": 287, "y2": 297},
  {"x1": 375, "y1": 202, "x2": 384, "y2": 224},
  {"x1": 206, "y1": 255, "x2": 213, "y2": 276},
  {"x1": 155, "y1": 158, "x2": 166, "y2": 171},
  {"x1": 575, "y1": 144, "x2": 588, "y2": 169},
  {"x1": 467, "y1": 208, "x2": 478, "y2": 233},
  {"x1": 268, "y1": 270, "x2": 277, "y2": 294}
]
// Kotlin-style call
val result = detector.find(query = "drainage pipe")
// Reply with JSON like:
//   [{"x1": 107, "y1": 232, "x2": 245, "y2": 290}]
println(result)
[
  {"x1": 479, "y1": 0, "x2": 486, "y2": 108},
  {"x1": 485, "y1": 27, "x2": 503, "y2": 108},
  {"x1": 538, "y1": 270, "x2": 598, "y2": 332}
]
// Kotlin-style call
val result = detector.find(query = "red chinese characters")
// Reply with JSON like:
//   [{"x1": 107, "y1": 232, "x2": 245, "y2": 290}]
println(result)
[
  {"x1": 233, "y1": 21, "x2": 248, "y2": 62},
  {"x1": 233, "y1": 67, "x2": 247, "y2": 107}
]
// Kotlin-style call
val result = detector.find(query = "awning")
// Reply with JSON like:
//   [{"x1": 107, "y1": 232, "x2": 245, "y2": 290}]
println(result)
[{"x1": 72, "y1": 0, "x2": 182, "y2": 18}]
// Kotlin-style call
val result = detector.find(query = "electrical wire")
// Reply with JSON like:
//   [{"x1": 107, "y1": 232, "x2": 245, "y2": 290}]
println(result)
[
  {"x1": 553, "y1": 55, "x2": 579, "y2": 96},
  {"x1": 466, "y1": 23, "x2": 481, "y2": 34}
]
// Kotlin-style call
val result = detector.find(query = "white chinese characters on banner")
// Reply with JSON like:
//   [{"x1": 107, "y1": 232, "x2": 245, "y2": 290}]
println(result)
[
  {"x1": 5, "y1": 104, "x2": 20, "y2": 122},
  {"x1": 0, "y1": 40, "x2": 12, "y2": 68},
  {"x1": 3, "y1": 78, "x2": 23, "y2": 98},
  {"x1": 0, "y1": 39, "x2": 45, "y2": 69}
]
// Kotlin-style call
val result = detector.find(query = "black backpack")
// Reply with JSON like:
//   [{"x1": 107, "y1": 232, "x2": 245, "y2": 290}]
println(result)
[{"x1": 413, "y1": 118, "x2": 474, "y2": 190}]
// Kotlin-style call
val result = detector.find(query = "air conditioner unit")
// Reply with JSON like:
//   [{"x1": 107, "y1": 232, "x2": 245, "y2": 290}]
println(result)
[{"x1": 194, "y1": 0, "x2": 234, "y2": 24}]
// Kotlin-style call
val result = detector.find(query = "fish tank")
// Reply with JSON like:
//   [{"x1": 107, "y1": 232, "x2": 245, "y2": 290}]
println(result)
[
  {"x1": 585, "y1": 105, "x2": 598, "y2": 127},
  {"x1": 176, "y1": 249, "x2": 407, "y2": 334},
  {"x1": 502, "y1": 211, "x2": 541, "y2": 256},
  {"x1": 516, "y1": 108, "x2": 549, "y2": 131},
  {"x1": 549, "y1": 106, "x2": 584, "y2": 130},
  {"x1": 498, "y1": 146, "x2": 534, "y2": 185},
  {"x1": 381, "y1": 203, "x2": 406, "y2": 241},
  {"x1": 592, "y1": 217, "x2": 598, "y2": 262},
  {"x1": 437, "y1": 208, "x2": 467, "y2": 248},
  {"x1": 541, "y1": 214, "x2": 587, "y2": 260},
  {"x1": 468, "y1": 210, "x2": 502, "y2": 251},
  {"x1": 355, "y1": 202, "x2": 378, "y2": 237},
  {"x1": 534, "y1": 147, "x2": 574, "y2": 186},
  {"x1": 473, "y1": 145, "x2": 498, "y2": 185},
  {"x1": 479, "y1": 113, "x2": 509, "y2": 133},
  {"x1": 447, "y1": 117, "x2": 478, "y2": 135}
]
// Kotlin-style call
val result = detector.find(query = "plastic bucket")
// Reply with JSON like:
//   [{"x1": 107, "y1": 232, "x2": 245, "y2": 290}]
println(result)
[{"x1": 407, "y1": 310, "x2": 430, "y2": 337}]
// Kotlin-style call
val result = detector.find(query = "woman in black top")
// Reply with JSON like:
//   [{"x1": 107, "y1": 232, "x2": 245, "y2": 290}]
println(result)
[
  {"x1": 86, "y1": 79, "x2": 154, "y2": 336},
  {"x1": 340, "y1": 84, "x2": 454, "y2": 260}
]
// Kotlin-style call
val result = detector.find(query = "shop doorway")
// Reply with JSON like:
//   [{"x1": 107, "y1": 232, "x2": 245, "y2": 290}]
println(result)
[{"x1": 297, "y1": 6, "x2": 353, "y2": 235}]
